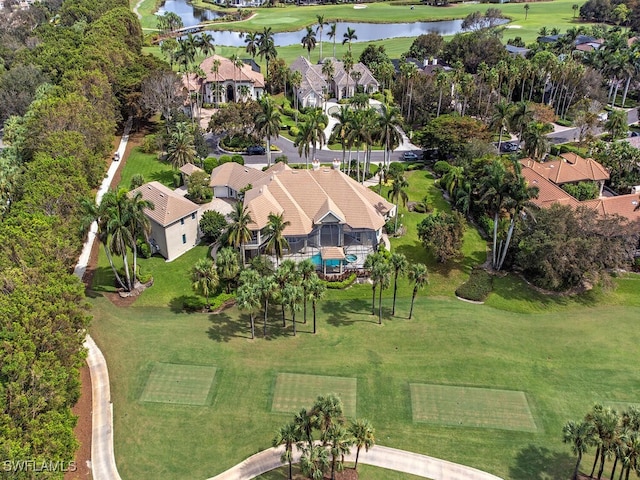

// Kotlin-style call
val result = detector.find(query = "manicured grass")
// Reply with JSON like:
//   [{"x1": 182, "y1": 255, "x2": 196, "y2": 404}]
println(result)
[
  {"x1": 256, "y1": 464, "x2": 428, "y2": 479},
  {"x1": 140, "y1": 363, "x2": 217, "y2": 405},
  {"x1": 410, "y1": 384, "x2": 537, "y2": 432},
  {"x1": 117, "y1": 147, "x2": 175, "y2": 191},
  {"x1": 272, "y1": 373, "x2": 357, "y2": 417},
  {"x1": 90, "y1": 279, "x2": 640, "y2": 480}
]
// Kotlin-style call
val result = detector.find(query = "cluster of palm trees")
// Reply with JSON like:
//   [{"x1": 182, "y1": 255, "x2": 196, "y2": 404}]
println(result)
[
  {"x1": 166, "y1": 122, "x2": 198, "y2": 169},
  {"x1": 81, "y1": 188, "x2": 154, "y2": 292},
  {"x1": 363, "y1": 251, "x2": 428, "y2": 324},
  {"x1": 191, "y1": 247, "x2": 241, "y2": 309},
  {"x1": 438, "y1": 157, "x2": 538, "y2": 271},
  {"x1": 563, "y1": 404, "x2": 640, "y2": 480},
  {"x1": 243, "y1": 27, "x2": 277, "y2": 84},
  {"x1": 273, "y1": 394, "x2": 375, "y2": 480},
  {"x1": 330, "y1": 103, "x2": 403, "y2": 182}
]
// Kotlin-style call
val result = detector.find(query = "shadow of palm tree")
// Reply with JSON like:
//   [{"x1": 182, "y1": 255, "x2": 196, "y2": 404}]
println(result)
[
  {"x1": 322, "y1": 299, "x2": 377, "y2": 327},
  {"x1": 149, "y1": 169, "x2": 176, "y2": 186},
  {"x1": 509, "y1": 444, "x2": 573, "y2": 480},
  {"x1": 207, "y1": 312, "x2": 249, "y2": 342}
]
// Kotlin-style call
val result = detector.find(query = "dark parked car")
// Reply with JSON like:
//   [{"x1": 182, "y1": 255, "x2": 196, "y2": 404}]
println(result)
[
  {"x1": 402, "y1": 151, "x2": 419, "y2": 161},
  {"x1": 246, "y1": 145, "x2": 266, "y2": 155},
  {"x1": 499, "y1": 141, "x2": 519, "y2": 153}
]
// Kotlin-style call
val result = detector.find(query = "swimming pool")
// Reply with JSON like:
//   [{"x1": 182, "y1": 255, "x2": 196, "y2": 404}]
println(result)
[{"x1": 310, "y1": 253, "x2": 342, "y2": 268}]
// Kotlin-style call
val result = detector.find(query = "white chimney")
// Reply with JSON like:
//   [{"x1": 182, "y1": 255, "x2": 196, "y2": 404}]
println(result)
[
  {"x1": 423, "y1": 58, "x2": 428, "y2": 67},
  {"x1": 433, "y1": 58, "x2": 438, "y2": 65},
  {"x1": 312, "y1": 159, "x2": 320, "y2": 171},
  {"x1": 332, "y1": 159, "x2": 340, "y2": 170}
]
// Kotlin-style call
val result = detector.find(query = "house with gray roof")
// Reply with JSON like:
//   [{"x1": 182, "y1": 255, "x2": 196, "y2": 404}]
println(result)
[{"x1": 290, "y1": 56, "x2": 379, "y2": 108}]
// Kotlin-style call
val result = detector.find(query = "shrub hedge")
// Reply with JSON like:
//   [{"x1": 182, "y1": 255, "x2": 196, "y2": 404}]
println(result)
[
  {"x1": 455, "y1": 267, "x2": 493, "y2": 302},
  {"x1": 322, "y1": 273, "x2": 357, "y2": 289}
]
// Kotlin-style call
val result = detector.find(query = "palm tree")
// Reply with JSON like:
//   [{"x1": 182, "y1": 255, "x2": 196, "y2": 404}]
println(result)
[
  {"x1": 274, "y1": 260, "x2": 297, "y2": 326},
  {"x1": 407, "y1": 263, "x2": 428, "y2": 320},
  {"x1": 295, "y1": 120, "x2": 313, "y2": 168},
  {"x1": 298, "y1": 259, "x2": 315, "y2": 324},
  {"x1": 509, "y1": 101, "x2": 533, "y2": 142},
  {"x1": 258, "y1": 273, "x2": 276, "y2": 337},
  {"x1": 349, "y1": 419, "x2": 375, "y2": 470},
  {"x1": 244, "y1": 31, "x2": 259, "y2": 59},
  {"x1": 331, "y1": 105, "x2": 353, "y2": 172},
  {"x1": 316, "y1": 15, "x2": 328, "y2": 62},
  {"x1": 524, "y1": 3, "x2": 530, "y2": 19},
  {"x1": 197, "y1": 32, "x2": 215, "y2": 57},
  {"x1": 314, "y1": 394, "x2": 345, "y2": 444},
  {"x1": 273, "y1": 423, "x2": 299, "y2": 480},
  {"x1": 300, "y1": 444, "x2": 329, "y2": 480},
  {"x1": 301, "y1": 26, "x2": 317, "y2": 61},
  {"x1": 237, "y1": 269, "x2": 260, "y2": 339},
  {"x1": 191, "y1": 258, "x2": 219, "y2": 309},
  {"x1": 127, "y1": 190, "x2": 154, "y2": 284},
  {"x1": 372, "y1": 260, "x2": 391, "y2": 324},
  {"x1": 605, "y1": 109, "x2": 629, "y2": 139},
  {"x1": 572, "y1": 3, "x2": 579, "y2": 18},
  {"x1": 290, "y1": 70, "x2": 302, "y2": 117},
  {"x1": 364, "y1": 252, "x2": 385, "y2": 315},
  {"x1": 294, "y1": 407, "x2": 317, "y2": 451},
  {"x1": 265, "y1": 212, "x2": 290, "y2": 267},
  {"x1": 479, "y1": 160, "x2": 510, "y2": 270},
  {"x1": 307, "y1": 108, "x2": 328, "y2": 160},
  {"x1": 328, "y1": 23, "x2": 337, "y2": 58},
  {"x1": 258, "y1": 27, "x2": 277, "y2": 86},
  {"x1": 216, "y1": 246, "x2": 240, "y2": 293},
  {"x1": 620, "y1": 432, "x2": 640, "y2": 480},
  {"x1": 282, "y1": 283, "x2": 303, "y2": 335},
  {"x1": 328, "y1": 425, "x2": 352, "y2": 480},
  {"x1": 389, "y1": 253, "x2": 407, "y2": 317},
  {"x1": 321, "y1": 59, "x2": 335, "y2": 108},
  {"x1": 255, "y1": 95, "x2": 282, "y2": 167},
  {"x1": 377, "y1": 104, "x2": 402, "y2": 169},
  {"x1": 238, "y1": 84, "x2": 250, "y2": 102},
  {"x1": 106, "y1": 188, "x2": 136, "y2": 291},
  {"x1": 167, "y1": 122, "x2": 196, "y2": 169},
  {"x1": 211, "y1": 58, "x2": 222, "y2": 106},
  {"x1": 307, "y1": 275, "x2": 326, "y2": 334},
  {"x1": 563, "y1": 420, "x2": 595, "y2": 480},
  {"x1": 342, "y1": 51, "x2": 354, "y2": 99},
  {"x1": 523, "y1": 122, "x2": 552, "y2": 162},
  {"x1": 387, "y1": 172, "x2": 409, "y2": 233},
  {"x1": 176, "y1": 38, "x2": 196, "y2": 72},
  {"x1": 342, "y1": 27, "x2": 357, "y2": 53},
  {"x1": 490, "y1": 100, "x2": 512, "y2": 152},
  {"x1": 229, "y1": 54, "x2": 244, "y2": 103},
  {"x1": 227, "y1": 201, "x2": 253, "y2": 263}
]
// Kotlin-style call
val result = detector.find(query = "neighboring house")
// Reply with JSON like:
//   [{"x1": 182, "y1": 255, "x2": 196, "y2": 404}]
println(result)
[
  {"x1": 183, "y1": 54, "x2": 265, "y2": 106},
  {"x1": 520, "y1": 156, "x2": 640, "y2": 224},
  {"x1": 131, "y1": 182, "x2": 200, "y2": 261},
  {"x1": 209, "y1": 161, "x2": 395, "y2": 271},
  {"x1": 179, "y1": 162, "x2": 205, "y2": 185},
  {"x1": 290, "y1": 56, "x2": 379, "y2": 108}
]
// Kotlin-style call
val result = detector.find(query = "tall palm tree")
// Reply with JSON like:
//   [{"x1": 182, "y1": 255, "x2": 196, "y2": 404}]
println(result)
[
  {"x1": 349, "y1": 418, "x2": 375, "y2": 470},
  {"x1": 490, "y1": 100, "x2": 512, "y2": 152},
  {"x1": 298, "y1": 259, "x2": 315, "y2": 324},
  {"x1": 300, "y1": 444, "x2": 329, "y2": 480},
  {"x1": 282, "y1": 283, "x2": 303, "y2": 335},
  {"x1": 229, "y1": 54, "x2": 244, "y2": 103},
  {"x1": 244, "y1": 31, "x2": 259, "y2": 59},
  {"x1": 479, "y1": 160, "x2": 510, "y2": 270},
  {"x1": 509, "y1": 101, "x2": 533, "y2": 142},
  {"x1": 216, "y1": 246, "x2": 240, "y2": 293},
  {"x1": 274, "y1": 260, "x2": 297, "y2": 326},
  {"x1": 307, "y1": 275, "x2": 326, "y2": 334},
  {"x1": 294, "y1": 407, "x2": 317, "y2": 451},
  {"x1": 328, "y1": 23, "x2": 337, "y2": 58},
  {"x1": 389, "y1": 253, "x2": 407, "y2": 316},
  {"x1": 197, "y1": 32, "x2": 215, "y2": 57},
  {"x1": 331, "y1": 105, "x2": 353, "y2": 172},
  {"x1": 407, "y1": 263, "x2": 428, "y2": 320},
  {"x1": 364, "y1": 252, "x2": 385, "y2": 315},
  {"x1": 620, "y1": 432, "x2": 640, "y2": 480},
  {"x1": 127, "y1": 190, "x2": 154, "y2": 284},
  {"x1": 167, "y1": 122, "x2": 196, "y2": 169},
  {"x1": 307, "y1": 109, "x2": 328, "y2": 160},
  {"x1": 264, "y1": 212, "x2": 291, "y2": 267},
  {"x1": 522, "y1": 122, "x2": 552, "y2": 161},
  {"x1": 255, "y1": 95, "x2": 282, "y2": 167},
  {"x1": 605, "y1": 109, "x2": 629, "y2": 140},
  {"x1": 211, "y1": 58, "x2": 222, "y2": 106},
  {"x1": 377, "y1": 104, "x2": 402, "y2": 169},
  {"x1": 314, "y1": 394, "x2": 345, "y2": 444},
  {"x1": 258, "y1": 27, "x2": 277, "y2": 86},
  {"x1": 106, "y1": 188, "x2": 136, "y2": 291},
  {"x1": 316, "y1": 14, "x2": 328, "y2": 62},
  {"x1": 328, "y1": 425, "x2": 352, "y2": 480},
  {"x1": 237, "y1": 269, "x2": 260, "y2": 339},
  {"x1": 290, "y1": 70, "x2": 302, "y2": 117},
  {"x1": 342, "y1": 51, "x2": 354, "y2": 99},
  {"x1": 387, "y1": 172, "x2": 409, "y2": 233},
  {"x1": 191, "y1": 258, "x2": 219, "y2": 309},
  {"x1": 563, "y1": 420, "x2": 595, "y2": 480},
  {"x1": 301, "y1": 26, "x2": 317, "y2": 61},
  {"x1": 258, "y1": 273, "x2": 276, "y2": 337},
  {"x1": 321, "y1": 59, "x2": 335, "y2": 108},
  {"x1": 295, "y1": 120, "x2": 313, "y2": 168},
  {"x1": 273, "y1": 423, "x2": 299, "y2": 480},
  {"x1": 176, "y1": 38, "x2": 196, "y2": 72},
  {"x1": 227, "y1": 201, "x2": 253, "y2": 263},
  {"x1": 371, "y1": 260, "x2": 391, "y2": 324},
  {"x1": 342, "y1": 27, "x2": 357, "y2": 53}
]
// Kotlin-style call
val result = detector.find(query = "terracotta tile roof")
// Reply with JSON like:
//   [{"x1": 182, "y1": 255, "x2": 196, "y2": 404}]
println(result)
[
  {"x1": 321, "y1": 246, "x2": 345, "y2": 260},
  {"x1": 582, "y1": 194, "x2": 640, "y2": 221},
  {"x1": 520, "y1": 154, "x2": 609, "y2": 185},
  {"x1": 179, "y1": 163, "x2": 204, "y2": 175},
  {"x1": 209, "y1": 163, "x2": 393, "y2": 235},
  {"x1": 184, "y1": 55, "x2": 265, "y2": 92},
  {"x1": 209, "y1": 162, "x2": 268, "y2": 192},
  {"x1": 521, "y1": 166, "x2": 580, "y2": 209},
  {"x1": 131, "y1": 182, "x2": 199, "y2": 227}
]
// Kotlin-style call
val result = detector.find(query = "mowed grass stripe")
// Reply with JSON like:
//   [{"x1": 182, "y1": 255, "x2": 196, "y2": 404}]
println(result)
[
  {"x1": 410, "y1": 384, "x2": 537, "y2": 432},
  {"x1": 141, "y1": 363, "x2": 217, "y2": 406},
  {"x1": 273, "y1": 373, "x2": 357, "y2": 417}
]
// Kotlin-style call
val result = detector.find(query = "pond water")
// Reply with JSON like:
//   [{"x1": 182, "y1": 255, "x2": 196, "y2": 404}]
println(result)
[{"x1": 162, "y1": 0, "x2": 509, "y2": 46}]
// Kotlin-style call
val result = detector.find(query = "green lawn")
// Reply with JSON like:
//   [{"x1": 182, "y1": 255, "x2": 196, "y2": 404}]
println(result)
[
  {"x1": 141, "y1": 0, "x2": 600, "y2": 68},
  {"x1": 117, "y1": 147, "x2": 175, "y2": 191}
]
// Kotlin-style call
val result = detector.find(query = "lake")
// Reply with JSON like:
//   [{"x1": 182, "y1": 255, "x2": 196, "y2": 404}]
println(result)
[{"x1": 161, "y1": 0, "x2": 506, "y2": 45}]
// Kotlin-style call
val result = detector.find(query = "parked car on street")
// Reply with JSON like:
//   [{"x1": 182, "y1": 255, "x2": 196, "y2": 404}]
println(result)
[
  {"x1": 402, "y1": 151, "x2": 419, "y2": 161},
  {"x1": 499, "y1": 141, "x2": 519, "y2": 153},
  {"x1": 246, "y1": 145, "x2": 266, "y2": 155}
]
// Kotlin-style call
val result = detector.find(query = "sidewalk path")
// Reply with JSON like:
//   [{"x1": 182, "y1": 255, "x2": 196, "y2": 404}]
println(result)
[
  {"x1": 73, "y1": 120, "x2": 131, "y2": 480},
  {"x1": 208, "y1": 444, "x2": 504, "y2": 480}
]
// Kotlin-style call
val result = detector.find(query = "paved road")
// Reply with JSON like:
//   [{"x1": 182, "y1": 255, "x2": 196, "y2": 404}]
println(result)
[
  {"x1": 548, "y1": 107, "x2": 638, "y2": 144},
  {"x1": 208, "y1": 444, "x2": 504, "y2": 480}
]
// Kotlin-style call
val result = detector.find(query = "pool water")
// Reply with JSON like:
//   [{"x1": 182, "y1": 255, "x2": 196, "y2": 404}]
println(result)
[{"x1": 310, "y1": 253, "x2": 341, "y2": 268}]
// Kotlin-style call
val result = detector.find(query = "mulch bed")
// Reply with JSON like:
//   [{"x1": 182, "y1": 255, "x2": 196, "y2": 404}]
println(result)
[{"x1": 64, "y1": 364, "x2": 93, "y2": 480}]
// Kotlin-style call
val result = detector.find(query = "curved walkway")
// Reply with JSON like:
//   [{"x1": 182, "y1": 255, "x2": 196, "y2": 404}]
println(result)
[
  {"x1": 73, "y1": 122, "x2": 130, "y2": 480},
  {"x1": 208, "y1": 444, "x2": 504, "y2": 480}
]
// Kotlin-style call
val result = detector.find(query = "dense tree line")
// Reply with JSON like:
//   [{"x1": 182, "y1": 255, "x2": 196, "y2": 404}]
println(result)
[{"x1": 0, "y1": 0, "x2": 164, "y2": 472}]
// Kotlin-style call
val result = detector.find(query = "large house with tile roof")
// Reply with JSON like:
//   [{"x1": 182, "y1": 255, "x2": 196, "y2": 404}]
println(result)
[
  {"x1": 209, "y1": 160, "x2": 394, "y2": 269},
  {"x1": 520, "y1": 155, "x2": 640, "y2": 224},
  {"x1": 131, "y1": 182, "x2": 201, "y2": 261},
  {"x1": 290, "y1": 56, "x2": 379, "y2": 108},
  {"x1": 183, "y1": 54, "x2": 265, "y2": 106}
]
